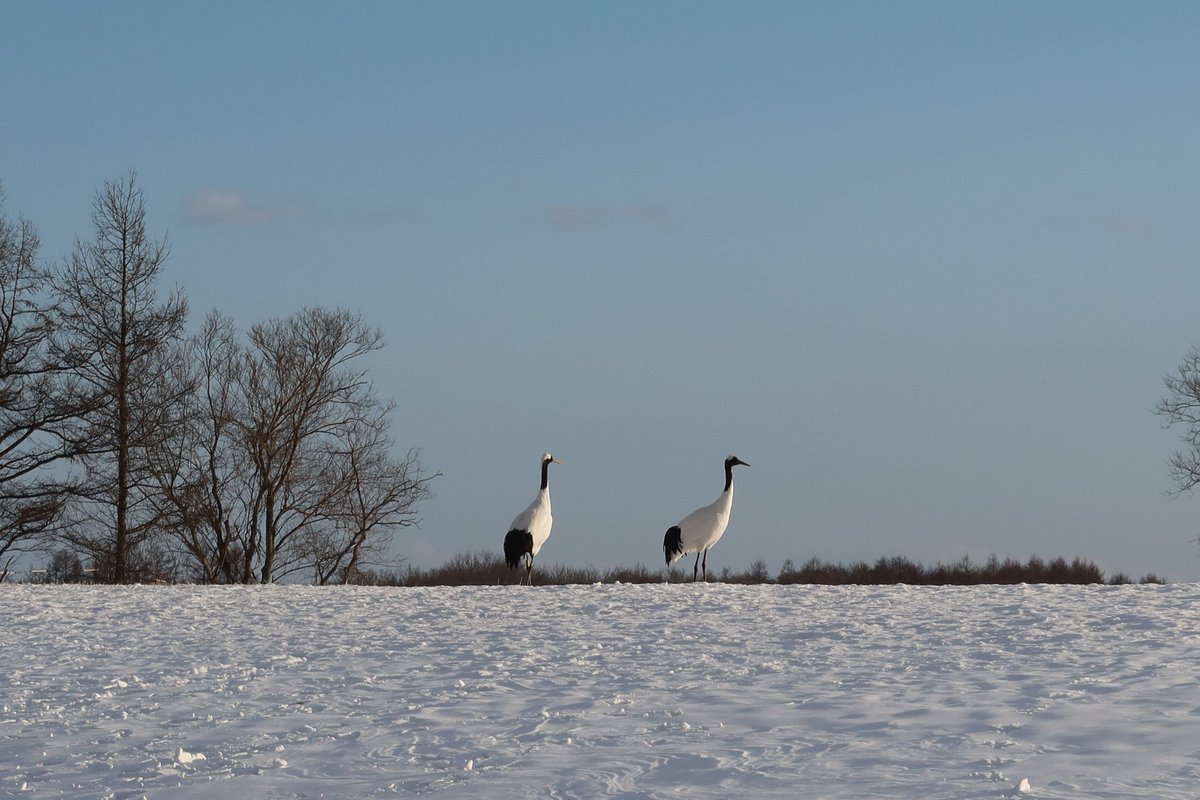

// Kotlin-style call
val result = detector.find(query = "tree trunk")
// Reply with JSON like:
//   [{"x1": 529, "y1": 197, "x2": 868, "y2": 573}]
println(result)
[{"x1": 261, "y1": 485, "x2": 276, "y2": 583}]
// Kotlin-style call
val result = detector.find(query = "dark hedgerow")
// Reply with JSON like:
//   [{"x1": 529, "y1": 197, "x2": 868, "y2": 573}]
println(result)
[{"x1": 350, "y1": 552, "x2": 1166, "y2": 587}]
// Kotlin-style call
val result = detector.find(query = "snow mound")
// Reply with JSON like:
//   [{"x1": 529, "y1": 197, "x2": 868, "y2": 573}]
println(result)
[
  {"x1": 3, "y1": 583, "x2": 1199, "y2": 799},
  {"x1": 175, "y1": 747, "x2": 206, "y2": 765}
]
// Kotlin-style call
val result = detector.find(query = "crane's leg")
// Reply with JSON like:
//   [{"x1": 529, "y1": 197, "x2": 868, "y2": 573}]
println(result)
[
  {"x1": 701, "y1": 550, "x2": 708, "y2": 582},
  {"x1": 692, "y1": 552, "x2": 701, "y2": 582},
  {"x1": 526, "y1": 554, "x2": 534, "y2": 586}
]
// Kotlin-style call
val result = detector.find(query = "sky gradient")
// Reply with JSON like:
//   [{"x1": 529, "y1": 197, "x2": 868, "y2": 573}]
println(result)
[{"x1": 5, "y1": 1, "x2": 1200, "y2": 580}]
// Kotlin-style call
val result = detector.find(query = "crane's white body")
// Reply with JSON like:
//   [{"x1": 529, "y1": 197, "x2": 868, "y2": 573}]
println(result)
[
  {"x1": 510, "y1": 488, "x2": 553, "y2": 557},
  {"x1": 668, "y1": 486, "x2": 734, "y2": 561}
]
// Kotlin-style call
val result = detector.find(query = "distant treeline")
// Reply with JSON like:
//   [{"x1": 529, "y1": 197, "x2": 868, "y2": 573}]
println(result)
[{"x1": 350, "y1": 552, "x2": 1166, "y2": 587}]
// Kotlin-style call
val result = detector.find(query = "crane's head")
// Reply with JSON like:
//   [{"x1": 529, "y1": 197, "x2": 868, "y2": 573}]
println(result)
[
  {"x1": 726, "y1": 455, "x2": 750, "y2": 469},
  {"x1": 542, "y1": 453, "x2": 563, "y2": 466}
]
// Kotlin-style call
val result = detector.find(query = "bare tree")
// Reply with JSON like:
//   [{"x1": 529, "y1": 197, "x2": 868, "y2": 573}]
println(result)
[
  {"x1": 0, "y1": 186, "x2": 83, "y2": 580},
  {"x1": 1158, "y1": 345, "x2": 1200, "y2": 494},
  {"x1": 146, "y1": 307, "x2": 436, "y2": 584},
  {"x1": 45, "y1": 548, "x2": 86, "y2": 583},
  {"x1": 52, "y1": 173, "x2": 188, "y2": 583},
  {"x1": 146, "y1": 311, "x2": 259, "y2": 583},
  {"x1": 305, "y1": 413, "x2": 436, "y2": 585},
  {"x1": 237, "y1": 307, "x2": 391, "y2": 583},
  {"x1": 1157, "y1": 346, "x2": 1200, "y2": 554}
]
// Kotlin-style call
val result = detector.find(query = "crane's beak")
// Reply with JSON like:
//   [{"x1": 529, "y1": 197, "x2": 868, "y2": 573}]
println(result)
[
  {"x1": 552, "y1": 456, "x2": 564, "y2": 465},
  {"x1": 735, "y1": 457, "x2": 750, "y2": 467}
]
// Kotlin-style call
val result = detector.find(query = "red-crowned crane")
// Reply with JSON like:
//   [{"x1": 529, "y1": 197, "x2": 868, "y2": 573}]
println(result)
[
  {"x1": 503, "y1": 453, "x2": 562, "y2": 585},
  {"x1": 664, "y1": 455, "x2": 750, "y2": 581}
]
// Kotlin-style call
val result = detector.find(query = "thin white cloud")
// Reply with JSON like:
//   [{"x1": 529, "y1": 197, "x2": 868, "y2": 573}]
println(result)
[
  {"x1": 543, "y1": 201, "x2": 684, "y2": 233},
  {"x1": 182, "y1": 188, "x2": 313, "y2": 229}
]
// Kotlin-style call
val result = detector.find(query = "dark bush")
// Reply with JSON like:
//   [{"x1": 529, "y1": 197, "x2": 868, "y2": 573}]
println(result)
[
  {"x1": 344, "y1": 551, "x2": 1158, "y2": 587},
  {"x1": 45, "y1": 549, "x2": 86, "y2": 583},
  {"x1": 602, "y1": 563, "x2": 665, "y2": 583},
  {"x1": 775, "y1": 553, "x2": 1137, "y2": 586}
]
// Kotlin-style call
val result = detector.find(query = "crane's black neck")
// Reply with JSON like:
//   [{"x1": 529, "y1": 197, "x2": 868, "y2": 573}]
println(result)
[
  {"x1": 724, "y1": 460, "x2": 734, "y2": 492},
  {"x1": 541, "y1": 458, "x2": 551, "y2": 491}
]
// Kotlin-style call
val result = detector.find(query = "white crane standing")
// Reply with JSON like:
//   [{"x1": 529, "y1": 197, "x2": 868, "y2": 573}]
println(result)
[
  {"x1": 503, "y1": 453, "x2": 562, "y2": 585},
  {"x1": 663, "y1": 455, "x2": 750, "y2": 581}
]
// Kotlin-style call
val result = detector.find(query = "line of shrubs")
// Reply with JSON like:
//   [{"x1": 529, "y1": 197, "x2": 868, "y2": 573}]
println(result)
[{"x1": 350, "y1": 552, "x2": 1166, "y2": 587}]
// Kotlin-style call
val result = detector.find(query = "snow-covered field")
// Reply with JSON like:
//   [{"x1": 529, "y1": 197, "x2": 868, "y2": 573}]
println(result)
[{"x1": 3, "y1": 583, "x2": 1200, "y2": 799}]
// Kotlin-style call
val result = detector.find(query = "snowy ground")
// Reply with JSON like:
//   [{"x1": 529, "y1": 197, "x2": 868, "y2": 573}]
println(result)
[{"x1": 3, "y1": 583, "x2": 1200, "y2": 799}]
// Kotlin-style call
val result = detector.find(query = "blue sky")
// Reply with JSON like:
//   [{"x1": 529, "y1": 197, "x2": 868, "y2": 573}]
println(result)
[{"x1": 5, "y1": 1, "x2": 1200, "y2": 580}]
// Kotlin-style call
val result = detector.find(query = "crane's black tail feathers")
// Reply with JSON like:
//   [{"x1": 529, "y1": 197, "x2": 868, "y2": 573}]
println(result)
[
  {"x1": 504, "y1": 529, "x2": 534, "y2": 570},
  {"x1": 664, "y1": 526, "x2": 683, "y2": 565}
]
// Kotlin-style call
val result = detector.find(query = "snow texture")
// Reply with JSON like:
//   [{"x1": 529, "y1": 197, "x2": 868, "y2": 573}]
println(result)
[{"x1": 3, "y1": 583, "x2": 1200, "y2": 798}]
